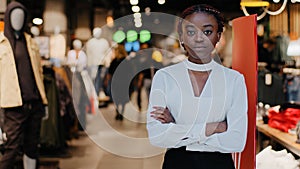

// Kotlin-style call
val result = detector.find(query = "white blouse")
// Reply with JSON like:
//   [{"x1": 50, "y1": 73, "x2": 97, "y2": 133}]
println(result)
[
  {"x1": 146, "y1": 58, "x2": 248, "y2": 153},
  {"x1": 66, "y1": 49, "x2": 87, "y2": 72}
]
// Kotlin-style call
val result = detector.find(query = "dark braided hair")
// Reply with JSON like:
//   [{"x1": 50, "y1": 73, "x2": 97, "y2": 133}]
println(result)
[{"x1": 177, "y1": 4, "x2": 225, "y2": 36}]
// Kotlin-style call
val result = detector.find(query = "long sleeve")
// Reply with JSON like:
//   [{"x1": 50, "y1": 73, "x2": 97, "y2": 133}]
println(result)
[
  {"x1": 147, "y1": 61, "x2": 248, "y2": 153},
  {"x1": 146, "y1": 70, "x2": 207, "y2": 148},
  {"x1": 201, "y1": 74, "x2": 248, "y2": 152}
]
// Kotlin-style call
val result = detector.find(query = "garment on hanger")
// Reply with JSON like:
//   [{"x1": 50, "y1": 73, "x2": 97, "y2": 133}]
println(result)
[
  {"x1": 50, "y1": 33, "x2": 66, "y2": 61},
  {"x1": 258, "y1": 70, "x2": 285, "y2": 106},
  {"x1": 40, "y1": 65, "x2": 77, "y2": 152},
  {"x1": 66, "y1": 49, "x2": 87, "y2": 72},
  {"x1": 268, "y1": 106, "x2": 300, "y2": 133},
  {"x1": 284, "y1": 73, "x2": 300, "y2": 102},
  {"x1": 275, "y1": 35, "x2": 290, "y2": 62},
  {"x1": 40, "y1": 67, "x2": 66, "y2": 150}
]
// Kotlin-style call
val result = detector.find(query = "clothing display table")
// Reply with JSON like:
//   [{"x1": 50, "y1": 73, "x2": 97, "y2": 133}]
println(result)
[{"x1": 256, "y1": 120, "x2": 300, "y2": 157}]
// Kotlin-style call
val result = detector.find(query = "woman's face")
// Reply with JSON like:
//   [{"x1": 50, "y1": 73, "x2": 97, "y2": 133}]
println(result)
[{"x1": 180, "y1": 12, "x2": 220, "y2": 62}]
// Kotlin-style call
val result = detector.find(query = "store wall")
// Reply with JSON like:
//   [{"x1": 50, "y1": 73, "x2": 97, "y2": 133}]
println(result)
[
  {"x1": 0, "y1": 0, "x2": 6, "y2": 22},
  {"x1": 269, "y1": 3, "x2": 300, "y2": 37},
  {"x1": 94, "y1": 7, "x2": 113, "y2": 43},
  {"x1": 74, "y1": 1, "x2": 91, "y2": 41},
  {"x1": 43, "y1": 0, "x2": 67, "y2": 35},
  {"x1": 269, "y1": 3, "x2": 289, "y2": 36},
  {"x1": 0, "y1": 0, "x2": 6, "y2": 13},
  {"x1": 289, "y1": 4, "x2": 300, "y2": 37}
]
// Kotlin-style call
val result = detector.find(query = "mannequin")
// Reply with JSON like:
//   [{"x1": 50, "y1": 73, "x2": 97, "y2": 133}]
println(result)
[
  {"x1": 50, "y1": 25, "x2": 66, "y2": 62},
  {"x1": 10, "y1": 8, "x2": 24, "y2": 35},
  {"x1": 67, "y1": 39, "x2": 87, "y2": 72},
  {"x1": 67, "y1": 39, "x2": 88, "y2": 130},
  {"x1": 85, "y1": 27, "x2": 110, "y2": 96},
  {"x1": 0, "y1": 2, "x2": 48, "y2": 169},
  {"x1": 31, "y1": 26, "x2": 51, "y2": 59},
  {"x1": 30, "y1": 26, "x2": 40, "y2": 37}
]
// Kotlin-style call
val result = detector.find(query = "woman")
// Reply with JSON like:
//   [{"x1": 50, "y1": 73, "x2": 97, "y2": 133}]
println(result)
[
  {"x1": 146, "y1": 4, "x2": 248, "y2": 169},
  {"x1": 105, "y1": 44, "x2": 128, "y2": 120}
]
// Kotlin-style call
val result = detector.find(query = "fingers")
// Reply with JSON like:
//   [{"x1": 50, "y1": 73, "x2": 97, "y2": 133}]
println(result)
[
  {"x1": 152, "y1": 106, "x2": 165, "y2": 111},
  {"x1": 150, "y1": 108, "x2": 168, "y2": 123},
  {"x1": 150, "y1": 106, "x2": 174, "y2": 123},
  {"x1": 150, "y1": 113, "x2": 167, "y2": 123},
  {"x1": 150, "y1": 110, "x2": 165, "y2": 119},
  {"x1": 150, "y1": 106, "x2": 165, "y2": 117}
]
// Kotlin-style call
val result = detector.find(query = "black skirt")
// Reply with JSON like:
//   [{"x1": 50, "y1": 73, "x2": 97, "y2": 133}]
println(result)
[{"x1": 162, "y1": 147, "x2": 235, "y2": 169}]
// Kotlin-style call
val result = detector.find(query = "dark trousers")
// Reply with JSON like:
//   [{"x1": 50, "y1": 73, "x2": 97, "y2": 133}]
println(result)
[
  {"x1": 162, "y1": 147, "x2": 235, "y2": 169},
  {"x1": 0, "y1": 101, "x2": 44, "y2": 169},
  {"x1": 95, "y1": 65, "x2": 106, "y2": 95}
]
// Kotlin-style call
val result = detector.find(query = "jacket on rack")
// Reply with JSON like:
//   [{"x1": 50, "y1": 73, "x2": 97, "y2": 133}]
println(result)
[{"x1": 0, "y1": 32, "x2": 48, "y2": 107}]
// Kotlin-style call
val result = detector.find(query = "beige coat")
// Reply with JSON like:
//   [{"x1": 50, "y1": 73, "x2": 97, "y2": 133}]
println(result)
[{"x1": 0, "y1": 32, "x2": 48, "y2": 108}]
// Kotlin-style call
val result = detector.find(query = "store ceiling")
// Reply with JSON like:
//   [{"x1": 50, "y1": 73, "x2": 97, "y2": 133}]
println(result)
[
  {"x1": 13, "y1": 0, "x2": 244, "y2": 20},
  {"x1": 93, "y1": 0, "x2": 244, "y2": 19}
]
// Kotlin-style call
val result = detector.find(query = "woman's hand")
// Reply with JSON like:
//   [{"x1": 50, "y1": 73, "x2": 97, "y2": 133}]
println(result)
[
  {"x1": 150, "y1": 106, "x2": 175, "y2": 124},
  {"x1": 205, "y1": 120, "x2": 227, "y2": 136}
]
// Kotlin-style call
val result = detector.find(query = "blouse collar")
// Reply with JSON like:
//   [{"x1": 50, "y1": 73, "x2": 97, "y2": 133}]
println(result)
[{"x1": 183, "y1": 58, "x2": 216, "y2": 71}]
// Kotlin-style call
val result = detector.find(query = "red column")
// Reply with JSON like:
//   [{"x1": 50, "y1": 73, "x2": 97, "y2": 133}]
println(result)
[{"x1": 232, "y1": 14, "x2": 257, "y2": 169}]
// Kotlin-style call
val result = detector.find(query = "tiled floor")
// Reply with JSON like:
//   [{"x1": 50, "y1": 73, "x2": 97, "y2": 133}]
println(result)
[
  {"x1": 0, "y1": 90, "x2": 165, "y2": 169},
  {"x1": 58, "y1": 96, "x2": 165, "y2": 169}
]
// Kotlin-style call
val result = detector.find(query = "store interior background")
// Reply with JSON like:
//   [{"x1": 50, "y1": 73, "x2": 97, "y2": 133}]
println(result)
[
  {"x1": 1, "y1": 0, "x2": 300, "y2": 67},
  {"x1": 1, "y1": 0, "x2": 251, "y2": 68},
  {"x1": 2, "y1": 0, "x2": 296, "y2": 107},
  {"x1": 1, "y1": 0, "x2": 300, "y2": 168}
]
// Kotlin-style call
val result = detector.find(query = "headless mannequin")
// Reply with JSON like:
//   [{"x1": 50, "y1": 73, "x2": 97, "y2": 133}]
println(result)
[
  {"x1": 86, "y1": 27, "x2": 110, "y2": 67},
  {"x1": 1, "y1": 2, "x2": 47, "y2": 169},
  {"x1": 10, "y1": 8, "x2": 24, "y2": 38},
  {"x1": 10, "y1": 7, "x2": 37, "y2": 169},
  {"x1": 85, "y1": 27, "x2": 110, "y2": 96},
  {"x1": 30, "y1": 26, "x2": 40, "y2": 37},
  {"x1": 50, "y1": 25, "x2": 66, "y2": 62},
  {"x1": 67, "y1": 39, "x2": 88, "y2": 130},
  {"x1": 67, "y1": 39, "x2": 87, "y2": 72}
]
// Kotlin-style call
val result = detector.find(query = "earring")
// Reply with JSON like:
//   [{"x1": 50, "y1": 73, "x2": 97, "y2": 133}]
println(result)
[{"x1": 180, "y1": 42, "x2": 186, "y2": 50}]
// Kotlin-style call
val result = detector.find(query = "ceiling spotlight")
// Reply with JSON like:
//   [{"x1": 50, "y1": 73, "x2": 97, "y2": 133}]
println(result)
[
  {"x1": 133, "y1": 12, "x2": 141, "y2": 18},
  {"x1": 132, "y1": 6, "x2": 140, "y2": 13},
  {"x1": 158, "y1": 0, "x2": 165, "y2": 5},
  {"x1": 134, "y1": 17, "x2": 142, "y2": 23},
  {"x1": 106, "y1": 16, "x2": 114, "y2": 27},
  {"x1": 135, "y1": 22, "x2": 142, "y2": 28},
  {"x1": 130, "y1": 0, "x2": 138, "y2": 5},
  {"x1": 32, "y1": 18, "x2": 43, "y2": 25}
]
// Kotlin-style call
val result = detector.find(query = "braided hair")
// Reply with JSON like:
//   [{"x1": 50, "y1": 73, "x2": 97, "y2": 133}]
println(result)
[{"x1": 177, "y1": 4, "x2": 225, "y2": 37}]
